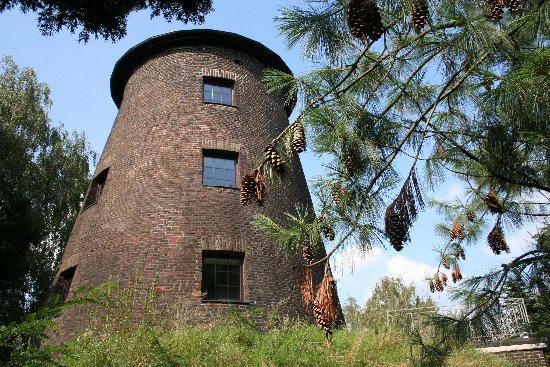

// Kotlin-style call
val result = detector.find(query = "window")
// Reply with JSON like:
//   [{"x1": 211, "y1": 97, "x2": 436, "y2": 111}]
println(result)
[
  {"x1": 201, "y1": 252, "x2": 243, "y2": 301},
  {"x1": 203, "y1": 78, "x2": 234, "y2": 105},
  {"x1": 51, "y1": 266, "x2": 77, "y2": 305},
  {"x1": 203, "y1": 151, "x2": 237, "y2": 188},
  {"x1": 82, "y1": 167, "x2": 109, "y2": 210}
]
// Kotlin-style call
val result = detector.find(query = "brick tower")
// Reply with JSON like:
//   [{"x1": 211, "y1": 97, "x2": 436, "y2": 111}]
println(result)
[{"x1": 52, "y1": 29, "x2": 338, "y2": 341}]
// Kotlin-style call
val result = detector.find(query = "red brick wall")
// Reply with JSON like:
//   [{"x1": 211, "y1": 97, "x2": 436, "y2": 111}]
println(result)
[
  {"x1": 52, "y1": 38, "x2": 339, "y2": 342},
  {"x1": 495, "y1": 349, "x2": 547, "y2": 367},
  {"x1": 480, "y1": 342, "x2": 548, "y2": 367}
]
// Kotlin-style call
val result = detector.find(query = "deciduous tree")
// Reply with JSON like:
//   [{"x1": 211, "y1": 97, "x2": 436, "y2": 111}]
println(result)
[
  {"x1": 0, "y1": 56, "x2": 94, "y2": 326},
  {"x1": 343, "y1": 277, "x2": 436, "y2": 332}
]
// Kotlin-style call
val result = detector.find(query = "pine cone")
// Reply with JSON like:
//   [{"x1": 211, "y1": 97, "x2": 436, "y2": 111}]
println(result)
[
  {"x1": 487, "y1": 0, "x2": 504, "y2": 20},
  {"x1": 449, "y1": 222, "x2": 465, "y2": 241},
  {"x1": 466, "y1": 209, "x2": 475, "y2": 222},
  {"x1": 317, "y1": 216, "x2": 335, "y2": 241},
  {"x1": 412, "y1": 0, "x2": 429, "y2": 32},
  {"x1": 434, "y1": 274, "x2": 444, "y2": 292},
  {"x1": 484, "y1": 187, "x2": 504, "y2": 214},
  {"x1": 347, "y1": 0, "x2": 385, "y2": 41},
  {"x1": 240, "y1": 174, "x2": 255, "y2": 206},
  {"x1": 441, "y1": 273, "x2": 448, "y2": 286},
  {"x1": 302, "y1": 242, "x2": 315, "y2": 265},
  {"x1": 291, "y1": 122, "x2": 306, "y2": 153},
  {"x1": 482, "y1": 77, "x2": 493, "y2": 91},
  {"x1": 504, "y1": 0, "x2": 522, "y2": 13},
  {"x1": 453, "y1": 244, "x2": 466, "y2": 260},
  {"x1": 253, "y1": 169, "x2": 266, "y2": 207},
  {"x1": 332, "y1": 184, "x2": 344, "y2": 206},
  {"x1": 342, "y1": 144, "x2": 358, "y2": 177},
  {"x1": 487, "y1": 222, "x2": 510, "y2": 254},
  {"x1": 429, "y1": 279, "x2": 435, "y2": 293},
  {"x1": 385, "y1": 209, "x2": 407, "y2": 251},
  {"x1": 441, "y1": 257, "x2": 450, "y2": 269},
  {"x1": 264, "y1": 144, "x2": 284, "y2": 171},
  {"x1": 348, "y1": 0, "x2": 368, "y2": 38},
  {"x1": 451, "y1": 264, "x2": 462, "y2": 283},
  {"x1": 364, "y1": 1, "x2": 385, "y2": 41},
  {"x1": 313, "y1": 301, "x2": 333, "y2": 336},
  {"x1": 435, "y1": 136, "x2": 446, "y2": 159}
]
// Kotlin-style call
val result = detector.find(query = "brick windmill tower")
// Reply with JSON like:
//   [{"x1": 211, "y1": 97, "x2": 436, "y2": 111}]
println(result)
[{"x1": 52, "y1": 29, "x2": 341, "y2": 341}]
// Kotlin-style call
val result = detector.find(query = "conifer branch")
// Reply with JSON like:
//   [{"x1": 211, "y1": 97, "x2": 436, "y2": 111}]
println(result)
[
  {"x1": 458, "y1": 250, "x2": 550, "y2": 321},
  {"x1": 380, "y1": 48, "x2": 442, "y2": 117},
  {"x1": 436, "y1": 133, "x2": 550, "y2": 193}
]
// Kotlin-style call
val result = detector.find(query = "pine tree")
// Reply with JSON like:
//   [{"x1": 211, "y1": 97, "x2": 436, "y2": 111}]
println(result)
[
  {"x1": 1, "y1": 0, "x2": 213, "y2": 42},
  {"x1": 253, "y1": 0, "x2": 548, "y2": 344}
]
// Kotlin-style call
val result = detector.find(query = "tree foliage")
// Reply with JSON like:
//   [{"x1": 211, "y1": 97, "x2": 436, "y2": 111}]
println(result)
[
  {"x1": 441, "y1": 229, "x2": 549, "y2": 341},
  {"x1": 248, "y1": 0, "x2": 549, "y2": 337},
  {"x1": 0, "y1": 56, "x2": 94, "y2": 327},
  {"x1": 0, "y1": 0, "x2": 213, "y2": 42},
  {"x1": 343, "y1": 276, "x2": 435, "y2": 332}
]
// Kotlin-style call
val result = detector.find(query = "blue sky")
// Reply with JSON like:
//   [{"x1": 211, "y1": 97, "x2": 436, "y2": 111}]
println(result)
[{"x1": 0, "y1": 1, "x2": 541, "y2": 309}]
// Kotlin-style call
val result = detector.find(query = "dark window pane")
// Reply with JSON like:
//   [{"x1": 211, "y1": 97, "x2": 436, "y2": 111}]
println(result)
[
  {"x1": 228, "y1": 272, "x2": 240, "y2": 286},
  {"x1": 202, "y1": 254, "x2": 242, "y2": 301},
  {"x1": 202, "y1": 285, "x2": 215, "y2": 299},
  {"x1": 83, "y1": 168, "x2": 109, "y2": 210},
  {"x1": 228, "y1": 287, "x2": 240, "y2": 300},
  {"x1": 216, "y1": 287, "x2": 228, "y2": 299},
  {"x1": 227, "y1": 265, "x2": 240, "y2": 273},
  {"x1": 216, "y1": 271, "x2": 227, "y2": 286}
]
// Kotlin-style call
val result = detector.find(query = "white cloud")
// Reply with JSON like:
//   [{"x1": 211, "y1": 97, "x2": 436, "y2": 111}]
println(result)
[
  {"x1": 334, "y1": 248, "x2": 439, "y2": 306},
  {"x1": 332, "y1": 246, "x2": 384, "y2": 275},
  {"x1": 437, "y1": 183, "x2": 466, "y2": 201},
  {"x1": 387, "y1": 255, "x2": 436, "y2": 285},
  {"x1": 332, "y1": 247, "x2": 388, "y2": 305}
]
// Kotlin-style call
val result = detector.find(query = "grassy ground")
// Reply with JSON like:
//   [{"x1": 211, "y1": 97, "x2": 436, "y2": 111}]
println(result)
[
  {"x1": 2, "y1": 281, "x2": 515, "y2": 366},
  {"x1": 57, "y1": 320, "x2": 513, "y2": 367}
]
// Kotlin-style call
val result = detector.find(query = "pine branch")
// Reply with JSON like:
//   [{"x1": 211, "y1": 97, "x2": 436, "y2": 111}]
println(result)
[
  {"x1": 437, "y1": 132, "x2": 550, "y2": 193},
  {"x1": 452, "y1": 249, "x2": 550, "y2": 322}
]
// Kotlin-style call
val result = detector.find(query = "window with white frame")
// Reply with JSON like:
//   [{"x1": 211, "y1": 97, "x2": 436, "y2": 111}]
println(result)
[
  {"x1": 203, "y1": 78, "x2": 234, "y2": 105},
  {"x1": 202, "y1": 151, "x2": 237, "y2": 188}
]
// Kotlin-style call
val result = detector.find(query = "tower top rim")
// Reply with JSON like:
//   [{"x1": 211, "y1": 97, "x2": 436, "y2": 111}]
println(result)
[{"x1": 110, "y1": 29, "x2": 295, "y2": 116}]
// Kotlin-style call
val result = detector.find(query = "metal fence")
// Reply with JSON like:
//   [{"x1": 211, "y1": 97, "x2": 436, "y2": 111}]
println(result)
[{"x1": 386, "y1": 298, "x2": 530, "y2": 341}]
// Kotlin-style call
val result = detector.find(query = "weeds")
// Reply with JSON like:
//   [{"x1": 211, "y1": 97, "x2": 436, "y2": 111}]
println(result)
[{"x1": 0, "y1": 280, "x2": 515, "y2": 367}]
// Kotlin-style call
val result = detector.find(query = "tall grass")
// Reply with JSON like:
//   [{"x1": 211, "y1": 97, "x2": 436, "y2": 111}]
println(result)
[
  {"x1": 2, "y1": 279, "x2": 515, "y2": 367},
  {"x1": 59, "y1": 316, "x2": 513, "y2": 367}
]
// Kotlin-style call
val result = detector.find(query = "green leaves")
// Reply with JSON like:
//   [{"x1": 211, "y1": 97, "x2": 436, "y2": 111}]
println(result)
[
  {"x1": 2, "y1": 0, "x2": 213, "y2": 42},
  {"x1": 0, "y1": 56, "x2": 94, "y2": 327}
]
